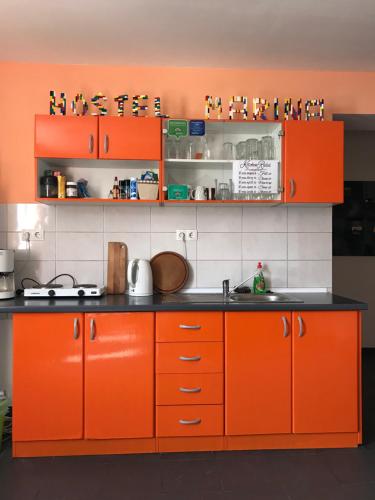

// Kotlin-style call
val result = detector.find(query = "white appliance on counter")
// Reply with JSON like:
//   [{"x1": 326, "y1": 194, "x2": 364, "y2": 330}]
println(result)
[
  {"x1": 127, "y1": 259, "x2": 153, "y2": 296},
  {"x1": 0, "y1": 250, "x2": 15, "y2": 299},
  {"x1": 24, "y1": 285, "x2": 105, "y2": 298}
]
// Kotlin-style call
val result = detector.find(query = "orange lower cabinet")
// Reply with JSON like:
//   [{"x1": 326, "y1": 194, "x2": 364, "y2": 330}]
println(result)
[
  {"x1": 157, "y1": 405, "x2": 223, "y2": 437},
  {"x1": 84, "y1": 312, "x2": 154, "y2": 439},
  {"x1": 156, "y1": 373, "x2": 223, "y2": 405},
  {"x1": 156, "y1": 311, "x2": 223, "y2": 342},
  {"x1": 13, "y1": 313, "x2": 84, "y2": 441},
  {"x1": 292, "y1": 311, "x2": 359, "y2": 434},
  {"x1": 156, "y1": 342, "x2": 223, "y2": 374},
  {"x1": 225, "y1": 312, "x2": 292, "y2": 436}
]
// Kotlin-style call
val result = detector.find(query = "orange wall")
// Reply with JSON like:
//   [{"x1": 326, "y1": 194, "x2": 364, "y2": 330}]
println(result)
[{"x1": 1, "y1": 61, "x2": 375, "y2": 203}]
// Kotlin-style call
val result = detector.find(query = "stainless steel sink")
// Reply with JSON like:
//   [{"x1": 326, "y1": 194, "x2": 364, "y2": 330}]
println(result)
[{"x1": 229, "y1": 292, "x2": 303, "y2": 303}]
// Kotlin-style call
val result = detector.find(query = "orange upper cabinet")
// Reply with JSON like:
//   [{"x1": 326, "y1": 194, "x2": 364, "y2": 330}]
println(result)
[
  {"x1": 35, "y1": 115, "x2": 98, "y2": 158},
  {"x1": 284, "y1": 121, "x2": 344, "y2": 203},
  {"x1": 225, "y1": 312, "x2": 292, "y2": 436},
  {"x1": 98, "y1": 117, "x2": 162, "y2": 160},
  {"x1": 13, "y1": 313, "x2": 84, "y2": 441},
  {"x1": 292, "y1": 311, "x2": 358, "y2": 434},
  {"x1": 84, "y1": 312, "x2": 154, "y2": 439}
]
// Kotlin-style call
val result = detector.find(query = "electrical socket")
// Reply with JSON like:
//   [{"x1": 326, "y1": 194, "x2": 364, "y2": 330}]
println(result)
[
  {"x1": 22, "y1": 230, "x2": 45, "y2": 242},
  {"x1": 176, "y1": 230, "x2": 197, "y2": 241}
]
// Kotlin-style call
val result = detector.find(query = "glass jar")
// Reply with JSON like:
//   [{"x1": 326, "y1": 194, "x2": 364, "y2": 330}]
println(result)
[
  {"x1": 40, "y1": 174, "x2": 58, "y2": 198},
  {"x1": 66, "y1": 182, "x2": 78, "y2": 198}
]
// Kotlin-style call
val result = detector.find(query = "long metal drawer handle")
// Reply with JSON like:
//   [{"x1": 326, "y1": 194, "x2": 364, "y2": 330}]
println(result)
[
  {"x1": 88, "y1": 134, "x2": 94, "y2": 154},
  {"x1": 73, "y1": 318, "x2": 79, "y2": 340},
  {"x1": 104, "y1": 134, "x2": 109, "y2": 153},
  {"x1": 179, "y1": 387, "x2": 202, "y2": 393},
  {"x1": 179, "y1": 324, "x2": 201, "y2": 330},
  {"x1": 90, "y1": 318, "x2": 96, "y2": 341},
  {"x1": 282, "y1": 316, "x2": 288, "y2": 338},
  {"x1": 298, "y1": 316, "x2": 304, "y2": 337},
  {"x1": 179, "y1": 418, "x2": 202, "y2": 425},
  {"x1": 290, "y1": 178, "x2": 296, "y2": 198},
  {"x1": 179, "y1": 355, "x2": 201, "y2": 362}
]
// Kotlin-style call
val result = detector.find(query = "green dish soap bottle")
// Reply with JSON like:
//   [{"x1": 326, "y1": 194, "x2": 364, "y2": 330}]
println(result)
[{"x1": 253, "y1": 262, "x2": 266, "y2": 294}]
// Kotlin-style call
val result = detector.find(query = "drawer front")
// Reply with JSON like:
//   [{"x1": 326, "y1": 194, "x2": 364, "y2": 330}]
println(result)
[
  {"x1": 156, "y1": 342, "x2": 223, "y2": 374},
  {"x1": 156, "y1": 373, "x2": 223, "y2": 405},
  {"x1": 156, "y1": 312, "x2": 223, "y2": 342},
  {"x1": 156, "y1": 405, "x2": 223, "y2": 437}
]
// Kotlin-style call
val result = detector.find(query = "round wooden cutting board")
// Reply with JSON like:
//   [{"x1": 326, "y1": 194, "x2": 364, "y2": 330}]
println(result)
[{"x1": 150, "y1": 252, "x2": 189, "y2": 294}]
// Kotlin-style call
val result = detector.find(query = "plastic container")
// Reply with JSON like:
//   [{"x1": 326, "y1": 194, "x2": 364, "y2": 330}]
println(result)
[
  {"x1": 253, "y1": 262, "x2": 266, "y2": 294},
  {"x1": 0, "y1": 397, "x2": 9, "y2": 451},
  {"x1": 66, "y1": 182, "x2": 78, "y2": 198},
  {"x1": 138, "y1": 181, "x2": 159, "y2": 200}
]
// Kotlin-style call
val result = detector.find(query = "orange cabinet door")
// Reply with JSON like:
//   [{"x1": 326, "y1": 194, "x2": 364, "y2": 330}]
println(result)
[
  {"x1": 35, "y1": 115, "x2": 98, "y2": 158},
  {"x1": 156, "y1": 342, "x2": 223, "y2": 374},
  {"x1": 284, "y1": 121, "x2": 344, "y2": 203},
  {"x1": 225, "y1": 312, "x2": 292, "y2": 436},
  {"x1": 84, "y1": 312, "x2": 154, "y2": 439},
  {"x1": 99, "y1": 117, "x2": 161, "y2": 159},
  {"x1": 292, "y1": 311, "x2": 359, "y2": 434},
  {"x1": 156, "y1": 311, "x2": 223, "y2": 342},
  {"x1": 156, "y1": 373, "x2": 224, "y2": 405},
  {"x1": 157, "y1": 405, "x2": 223, "y2": 437},
  {"x1": 13, "y1": 313, "x2": 84, "y2": 441}
]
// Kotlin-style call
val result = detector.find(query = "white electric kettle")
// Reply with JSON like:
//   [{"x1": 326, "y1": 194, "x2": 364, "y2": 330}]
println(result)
[{"x1": 127, "y1": 259, "x2": 153, "y2": 296}]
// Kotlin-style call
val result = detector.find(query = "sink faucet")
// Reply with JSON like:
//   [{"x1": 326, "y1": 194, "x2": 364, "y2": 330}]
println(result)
[
  {"x1": 222, "y1": 279, "x2": 230, "y2": 297},
  {"x1": 222, "y1": 272, "x2": 258, "y2": 298}
]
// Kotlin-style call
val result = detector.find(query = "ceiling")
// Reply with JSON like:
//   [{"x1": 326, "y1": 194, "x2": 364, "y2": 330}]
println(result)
[{"x1": 1, "y1": 0, "x2": 375, "y2": 70}]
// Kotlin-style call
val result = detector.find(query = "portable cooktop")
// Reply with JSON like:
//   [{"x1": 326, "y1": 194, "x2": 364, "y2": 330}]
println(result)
[{"x1": 24, "y1": 284, "x2": 105, "y2": 298}]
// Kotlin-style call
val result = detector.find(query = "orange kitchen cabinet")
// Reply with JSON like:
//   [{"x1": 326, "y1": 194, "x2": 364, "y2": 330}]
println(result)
[
  {"x1": 157, "y1": 405, "x2": 223, "y2": 437},
  {"x1": 156, "y1": 342, "x2": 223, "y2": 374},
  {"x1": 292, "y1": 311, "x2": 358, "y2": 434},
  {"x1": 284, "y1": 120, "x2": 344, "y2": 203},
  {"x1": 156, "y1": 311, "x2": 223, "y2": 342},
  {"x1": 225, "y1": 312, "x2": 292, "y2": 435},
  {"x1": 84, "y1": 312, "x2": 154, "y2": 439},
  {"x1": 99, "y1": 117, "x2": 162, "y2": 160},
  {"x1": 13, "y1": 313, "x2": 84, "y2": 441},
  {"x1": 156, "y1": 373, "x2": 224, "y2": 405},
  {"x1": 35, "y1": 115, "x2": 98, "y2": 158}
]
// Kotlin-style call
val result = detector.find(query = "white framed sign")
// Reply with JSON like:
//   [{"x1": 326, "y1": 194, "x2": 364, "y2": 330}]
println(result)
[{"x1": 232, "y1": 160, "x2": 279, "y2": 194}]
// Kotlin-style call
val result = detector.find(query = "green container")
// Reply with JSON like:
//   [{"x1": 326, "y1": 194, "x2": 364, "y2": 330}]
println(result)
[
  {"x1": 0, "y1": 398, "x2": 9, "y2": 451},
  {"x1": 167, "y1": 184, "x2": 189, "y2": 200}
]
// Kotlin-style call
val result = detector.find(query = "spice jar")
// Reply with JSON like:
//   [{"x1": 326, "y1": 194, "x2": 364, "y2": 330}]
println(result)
[{"x1": 66, "y1": 181, "x2": 78, "y2": 198}]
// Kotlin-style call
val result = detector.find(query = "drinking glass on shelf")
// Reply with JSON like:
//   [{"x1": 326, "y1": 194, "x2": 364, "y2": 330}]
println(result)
[
  {"x1": 222, "y1": 142, "x2": 236, "y2": 160},
  {"x1": 246, "y1": 139, "x2": 259, "y2": 160},
  {"x1": 165, "y1": 136, "x2": 177, "y2": 159},
  {"x1": 185, "y1": 138, "x2": 195, "y2": 160},
  {"x1": 236, "y1": 141, "x2": 247, "y2": 160},
  {"x1": 217, "y1": 183, "x2": 231, "y2": 200},
  {"x1": 260, "y1": 136, "x2": 275, "y2": 160}
]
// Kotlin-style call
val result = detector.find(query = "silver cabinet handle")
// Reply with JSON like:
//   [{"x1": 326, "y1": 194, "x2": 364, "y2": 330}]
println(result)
[
  {"x1": 104, "y1": 134, "x2": 109, "y2": 153},
  {"x1": 179, "y1": 387, "x2": 202, "y2": 393},
  {"x1": 88, "y1": 134, "x2": 94, "y2": 154},
  {"x1": 282, "y1": 316, "x2": 288, "y2": 338},
  {"x1": 73, "y1": 318, "x2": 79, "y2": 340},
  {"x1": 179, "y1": 418, "x2": 201, "y2": 425},
  {"x1": 290, "y1": 178, "x2": 296, "y2": 198},
  {"x1": 179, "y1": 324, "x2": 201, "y2": 330},
  {"x1": 90, "y1": 318, "x2": 96, "y2": 341},
  {"x1": 298, "y1": 315, "x2": 304, "y2": 337},
  {"x1": 179, "y1": 355, "x2": 201, "y2": 362}
]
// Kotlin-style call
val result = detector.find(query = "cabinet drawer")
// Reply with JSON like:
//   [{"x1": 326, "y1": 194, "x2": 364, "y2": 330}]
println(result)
[
  {"x1": 156, "y1": 342, "x2": 223, "y2": 374},
  {"x1": 156, "y1": 373, "x2": 223, "y2": 405},
  {"x1": 156, "y1": 405, "x2": 223, "y2": 437},
  {"x1": 156, "y1": 312, "x2": 223, "y2": 342}
]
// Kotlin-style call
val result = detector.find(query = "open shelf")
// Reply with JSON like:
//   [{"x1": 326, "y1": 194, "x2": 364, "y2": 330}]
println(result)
[{"x1": 36, "y1": 197, "x2": 159, "y2": 205}]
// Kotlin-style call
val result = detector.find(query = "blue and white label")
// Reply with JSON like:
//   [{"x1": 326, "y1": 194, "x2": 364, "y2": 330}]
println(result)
[{"x1": 189, "y1": 120, "x2": 205, "y2": 136}]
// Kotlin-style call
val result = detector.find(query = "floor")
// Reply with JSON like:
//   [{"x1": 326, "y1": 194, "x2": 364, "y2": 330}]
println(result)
[{"x1": 1, "y1": 350, "x2": 375, "y2": 500}]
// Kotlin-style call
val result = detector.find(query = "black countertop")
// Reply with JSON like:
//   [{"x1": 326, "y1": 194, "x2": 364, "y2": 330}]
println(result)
[{"x1": 0, "y1": 292, "x2": 367, "y2": 313}]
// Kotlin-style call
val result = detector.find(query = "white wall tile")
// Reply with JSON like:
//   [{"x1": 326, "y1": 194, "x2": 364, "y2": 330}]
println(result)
[
  {"x1": 151, "y1": 207, "x2": 196, "y2": 232},
  {"x1": 15, "y1": 260, "x2": 56, "y2": 288},
  {"x1": 185, "y1": 261, "x2": 197, "y2": 289},
  {"x1": 7, "y1": 203, "x2": 55, "y2": 232},
  {"x1": 151, "y1": 233, "x2": 196, "y2": 259},
  {"x1": 197, "y1": 207, "x2": 242, "y2": 232},
  {"x1": 56, "y1": 261, "x2": 104, "y2": 287},
  {"x1": 242, "y1": 233, "x2": 287, "y2": 260},
  {"x1": 0, "y1": 205, "x2": 7, "y2": 231},
  {"x1": 197, "y1": 260, "x2": 242, "y2": 288},
  {"x1": 197, "y1": 233, "x2": 241, "y2": 260},
  {"x1": 243, "y1": 206, "x2": 287, "y2": 232},
  {"x1": 104, "y1": 206, "x2": 150, "y2": 232},
  {"x1": 288, "y1": 260, "x2": 332, "y2": 287},
  {"x1": 56, "y1": 233, "x2": 103, "y2": 261},
  {"x1": 0, "y1": 232, "x2": 7, "y2": 248},
  {"x1": 8, "y1": 232, "x2": 56, "y2": 261},
  {"x1": 288, "y1": 233, "x2": 332, "y2": 260},
  {"x1": 104, "y1": 233, "x2": 150, "y2": 261},
  {"x1": 56, "y1": 205, "x2": 103, "y2": 232},
  {"x1": 288, "y1": 206, "x2": 332, "y2": 232},
  {"x1": 242, "y1": 261, "x2": 287, "y2": 288}
]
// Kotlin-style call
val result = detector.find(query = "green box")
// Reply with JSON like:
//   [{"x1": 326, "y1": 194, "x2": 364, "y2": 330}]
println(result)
[
  {"x1": 0, "y1": 398, "x2": 9, "y2": 451},
  {"x1": 167, "y1": 120, "x2": 188, "y2": 138},
  {"x1": 167, "y1": 184, "x2": 189, "y2": 200}
]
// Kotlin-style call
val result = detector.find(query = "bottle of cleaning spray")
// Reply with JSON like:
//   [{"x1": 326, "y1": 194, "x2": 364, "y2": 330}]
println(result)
[{"x1": 253, "y1": 262, "x2": 266, "y2": 294}]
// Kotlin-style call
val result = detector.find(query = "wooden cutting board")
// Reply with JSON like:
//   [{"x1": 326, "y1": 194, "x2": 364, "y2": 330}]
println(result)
[{"x1": 107, "y1": 242, "x2": 127, "y2": 294}]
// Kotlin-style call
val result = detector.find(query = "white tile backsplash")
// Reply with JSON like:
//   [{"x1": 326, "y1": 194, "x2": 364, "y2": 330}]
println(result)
[{"x1": 7, "y1": 203, "x2": 333, "y2": 290}]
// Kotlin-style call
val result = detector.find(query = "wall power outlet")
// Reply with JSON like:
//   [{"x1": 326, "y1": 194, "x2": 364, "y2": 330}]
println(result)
[
  {"x1": 21, "y1": 230, "x2": 45, "y2": 242},
  {"x1": 176, "y1": 230, "x2": 197, "y2": 241}
]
